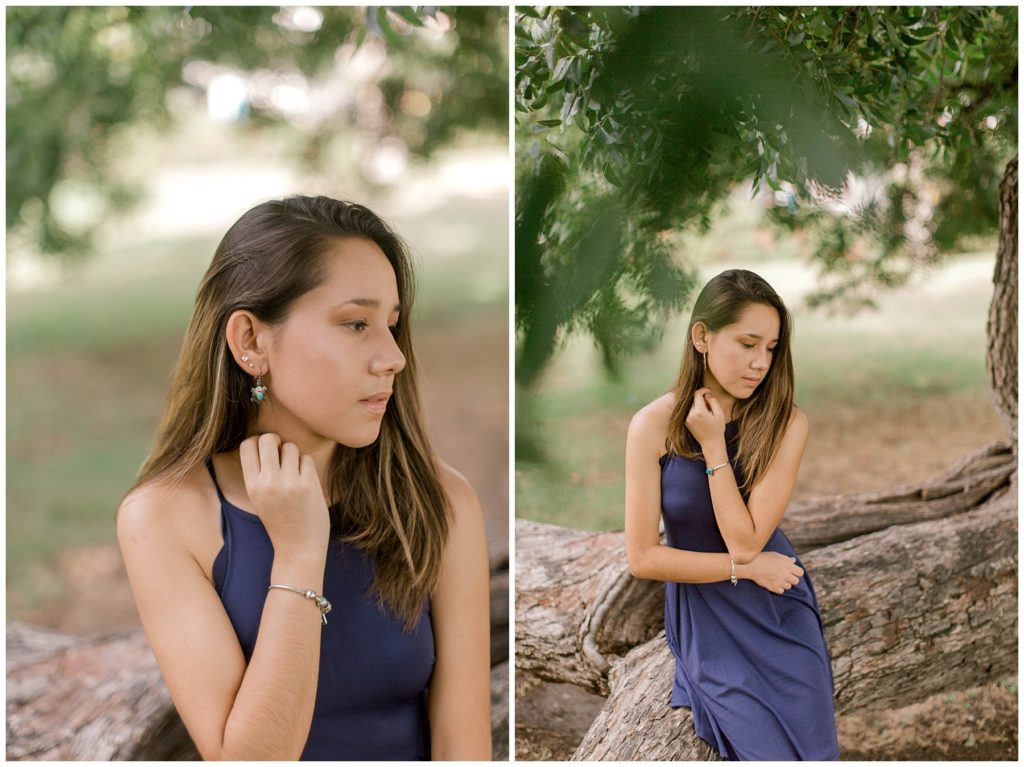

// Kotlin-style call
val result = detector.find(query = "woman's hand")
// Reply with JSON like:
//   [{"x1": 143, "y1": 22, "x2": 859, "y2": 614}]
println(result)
[
  {"x1": 684, "y1": 387, "x2": 727, "y2": 447},
  {"x1": 239, "y1": 433, "x2": 330, "y2": 558},
  {"x1": 739, "y1": 551, "x2": 804, "y2": 594}
]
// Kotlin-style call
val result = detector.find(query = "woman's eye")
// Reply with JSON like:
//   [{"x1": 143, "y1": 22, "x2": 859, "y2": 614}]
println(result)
[
  {"x1": 742, "y1": 343, "x2": 754, "y2": 349},
  {"x1": 344, "y1": 320, "x2": 368, "y2": 332}
]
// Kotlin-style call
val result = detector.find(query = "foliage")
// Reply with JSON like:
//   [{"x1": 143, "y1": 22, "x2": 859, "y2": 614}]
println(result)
[
  {"x1": 515, "y1": 6, "x2": 1017, "y2": 386},
  {"x1": 6, "y1": 5, "x2": 507, "y2": 257}
]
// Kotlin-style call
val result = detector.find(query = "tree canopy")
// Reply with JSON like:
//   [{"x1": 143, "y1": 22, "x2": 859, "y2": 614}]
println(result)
[
  {"x1": 515, "y1": 6, "x2": 1017, "y2": 385},
  {"x1": 7, "y1": 5, "x2": 507, "y2": 257}
]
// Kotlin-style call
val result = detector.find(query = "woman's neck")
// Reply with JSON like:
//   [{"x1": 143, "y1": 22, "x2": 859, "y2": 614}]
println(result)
[
  {"x1": 247, "y1": 408, "x2": 337, "y2": 495},
  {"x1": 700, "y1": 374, "x2": 737, "y2": 422}
]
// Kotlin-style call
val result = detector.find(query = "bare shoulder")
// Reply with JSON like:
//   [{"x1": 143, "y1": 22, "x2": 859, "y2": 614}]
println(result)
[
  {"x1": 436, "y1": 461, "x2": 483, "y2": 523},
  {"x1": 117, "y1": 465, "x2": 221, "y2": 579},
  {"x1": 788, "y1": 403, "x2": 809, "y2": 434},
  {"x1": 627, "y1": 392, "x2": 675, "y2": 450},
  {"x1": 119, "y1": 475, "x2": 188, "y2": 538},
  {"x1": 434, "y1": 461, "x2": 487, "y2": 577}
]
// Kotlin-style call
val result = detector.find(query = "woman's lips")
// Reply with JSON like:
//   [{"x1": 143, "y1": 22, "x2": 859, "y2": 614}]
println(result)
[
  {"x1": 742, "y1": 377, "x2": 761, "y2": 386},
  {"x1": 359, "y1": 393, "x2": 391, "y2": 414}
]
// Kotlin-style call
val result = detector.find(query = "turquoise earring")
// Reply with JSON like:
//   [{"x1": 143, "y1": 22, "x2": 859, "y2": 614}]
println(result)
[{"x1": 250, "y1": 373, "x2": 268, "y2": 404}]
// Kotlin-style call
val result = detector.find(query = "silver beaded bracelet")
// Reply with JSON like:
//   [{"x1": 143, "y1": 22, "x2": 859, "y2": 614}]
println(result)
[
  {"x1": 706, "y1": 461, "x2": 730, "y2": 476},
  {"x1": 268, "y1": 584, "x2": 332, "y2": 625},
  {"x1": 730, "y1": 557, "x2": 738, "y2": 586}
]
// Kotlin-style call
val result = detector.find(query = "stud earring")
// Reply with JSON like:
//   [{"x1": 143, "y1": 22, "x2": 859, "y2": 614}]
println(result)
[{"x1": 250, "y1": 373, "x2": 268, "y2": 403}]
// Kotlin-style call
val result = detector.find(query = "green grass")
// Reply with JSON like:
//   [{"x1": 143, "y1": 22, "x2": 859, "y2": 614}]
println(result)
[{"x1": 516, "y1": 213, "x2": 997, "y2": 532}]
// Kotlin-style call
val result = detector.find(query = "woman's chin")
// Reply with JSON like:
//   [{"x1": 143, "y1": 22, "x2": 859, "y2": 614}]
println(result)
[{"x1": 335, "y1": 426, "x2": 383, "y2": 449}]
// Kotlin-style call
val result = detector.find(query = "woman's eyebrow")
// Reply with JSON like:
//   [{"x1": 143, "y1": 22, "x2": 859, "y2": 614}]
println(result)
[
  {"x1": 740, "y1": 332, "x2": 779, "y2": 342},
  {"x1": 331, "y1": 298, "x2": 402, "y2": 312}
]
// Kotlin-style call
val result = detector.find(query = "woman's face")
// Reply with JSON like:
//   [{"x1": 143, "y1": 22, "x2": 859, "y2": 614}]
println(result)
[
  {"x1": 700, "y1": 302, "x2": 780, "y2": 400},
  {"x1": 259, "y1": 237, "x2": 406, "y2": 449}
]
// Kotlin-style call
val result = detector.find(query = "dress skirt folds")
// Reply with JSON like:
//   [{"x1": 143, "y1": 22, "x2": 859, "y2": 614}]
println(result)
[{"x1": 660, "y1": 421, "x2": 840, "y2": 760}]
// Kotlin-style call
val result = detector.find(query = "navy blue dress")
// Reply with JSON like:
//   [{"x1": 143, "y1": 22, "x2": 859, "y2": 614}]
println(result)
[
  {"x1": 206, "y1": 459, "x2": 435, "y2": 760},
  {"x1": 659, "y1": 421, "x2": 840, "y2": 760}
]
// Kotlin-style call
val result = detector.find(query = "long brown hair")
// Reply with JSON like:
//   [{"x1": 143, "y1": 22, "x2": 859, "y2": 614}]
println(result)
[
  {"x1": 666, "y1": 269, "x2": 795, "y2": 496},
  {"x1": 128, "y1": 195, "x2": 449, "y2": 630}
]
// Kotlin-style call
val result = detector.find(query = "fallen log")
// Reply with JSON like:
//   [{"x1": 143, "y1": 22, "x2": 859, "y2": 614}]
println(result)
[
  {"x1": 490, "y1": 661, "x2": 510, "y2": 759},
  {"x1": 515, "y1": 440, "x2": 1014, "y2": 696},
  {"x1": 6, "y1": 622, "x2": 196, "y2": 760},
  {"x1": 572, "y1": 636, "x2": 721, "y2": 761},
  {"x1": 8, "y1": 559, "x2": 511, "y2": 760},
  {"x1": 559, "y1": 478, "x2": 1017, "y2": 760},
  {"x1": 783, "y1": 440, "x2": 1013, "y2": 549}
]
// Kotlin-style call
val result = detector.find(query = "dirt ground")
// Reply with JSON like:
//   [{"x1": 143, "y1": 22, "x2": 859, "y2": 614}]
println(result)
[
  {"x1": 515, "y1": 391, "x2": 1017, "y2": 761},
  {"x1": 18, "y1": 312, "x2": 508, "y2": 635},
  {"x1": 514, "y1": 676, "x2": 1019, "y2": 761}
]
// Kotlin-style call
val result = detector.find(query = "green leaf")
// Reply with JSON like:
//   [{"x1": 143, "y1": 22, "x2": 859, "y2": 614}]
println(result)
[
  {"x1": 390, "y1": 7, "x2": 424, "y2": 27},
  {"x1": 537, "y1": 119, "x2": 562, "y2": 127},
  {"x1": 375, "y1": 6, "x2": 404, "y2": 47},
  {"x1": 835, "y1": 91, "x2": 859, "y2": 109}
]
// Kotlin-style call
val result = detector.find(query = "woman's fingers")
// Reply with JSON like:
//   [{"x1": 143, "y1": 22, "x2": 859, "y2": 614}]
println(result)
[
  {"x1": 257, "y1": 432, "x2": 283, "y2": 473},
  {"x1": 280, "y1": 440, "x2": 300, "y2": 476},
  {"x1": 239, "y1": 435, "x2": 260, "y2": 479},
  {"x1": 706, "y1": 395, "x2": 723, "y2": 417}
]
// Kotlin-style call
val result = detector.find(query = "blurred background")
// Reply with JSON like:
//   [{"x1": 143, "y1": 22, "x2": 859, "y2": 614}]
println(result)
[
  {"x1": 514, "y1": 5, "x2": 1015, "y2": 760},
  {"x1": 7, "y1": 5, "x2": 508, "y2": 633}
]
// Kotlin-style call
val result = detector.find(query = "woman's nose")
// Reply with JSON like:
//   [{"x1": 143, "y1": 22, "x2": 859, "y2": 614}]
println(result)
[{"x1": 371, "y1": 328, "x2": 406, "y2": 376}]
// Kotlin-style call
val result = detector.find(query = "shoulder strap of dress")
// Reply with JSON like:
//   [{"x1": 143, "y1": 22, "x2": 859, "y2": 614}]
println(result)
[{"x1": 205, "y1": 457, "x2": 228, "y2": 504}]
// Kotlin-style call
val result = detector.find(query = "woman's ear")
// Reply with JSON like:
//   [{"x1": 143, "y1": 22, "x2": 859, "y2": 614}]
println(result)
[
  {"x1": 690, "y1": 322, "x2": 708, "y2": 351},
  {"x1": 225, "y1": 309, "x2": 269, "y2": 375}
]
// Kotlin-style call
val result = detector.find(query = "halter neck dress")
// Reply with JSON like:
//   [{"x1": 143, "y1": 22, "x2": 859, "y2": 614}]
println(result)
[
  {"x1": 659, "y1": 420, "x2": 840, "y2": 760},
  {"x1": 206, "y1": 459, "x2": 435, "y2": 760}
]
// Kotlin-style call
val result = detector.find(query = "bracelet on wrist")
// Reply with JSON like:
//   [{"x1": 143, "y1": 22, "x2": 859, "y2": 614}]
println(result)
[{"x1": 268, "y1": 584, "x2": 332, "y2": 625}]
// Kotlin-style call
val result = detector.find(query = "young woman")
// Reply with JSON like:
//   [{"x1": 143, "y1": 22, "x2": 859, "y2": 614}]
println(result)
[
  {"x1": 624, "y1": 269, "x2": 840, "y2": 760},
  {"x1": 117, "y1": 195, "x2": 491, "y2": 760}
]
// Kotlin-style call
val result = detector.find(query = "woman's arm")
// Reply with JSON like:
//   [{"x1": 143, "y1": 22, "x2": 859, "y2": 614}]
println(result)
[
  {"x1": 118, "y1": 435, "x2": 332, "y2": 759},
  {"x1": 117, "y1": 487, "x2": 328, "y2": 760},
  {"x1": 427, "y1": 464, "x2": 492, "y2": 759},
  {"x1": 624, "y1": 401, "x2": 750, "y2": 584},
  {"x1": 700, "y1": 405, "x2": 809, "y2": 563}
]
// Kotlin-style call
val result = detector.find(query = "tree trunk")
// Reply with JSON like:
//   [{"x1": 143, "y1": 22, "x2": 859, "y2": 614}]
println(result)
[
  {"x1": 515, "y1": 440, "x2": 1013, "y2": 696},
  {"x1": 7, "y1": 558, "x2": 511, "y2": 761},
  {"x1": 987, "y1": 154, "x2": 1017, "y2": 447}
]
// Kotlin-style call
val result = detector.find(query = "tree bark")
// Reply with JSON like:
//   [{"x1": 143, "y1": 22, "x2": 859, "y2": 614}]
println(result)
[
  {"x1": 515, "y1": 439, "x2": 1014, "y2": 696},
  {"x1": 568, "y1": 474, "x2": 1016, "y2": 760},
  {"x1": 7, "y1": 559, "x2": 511, "y2": 761},
  {"x1": 491, "y1": 548, "x2": 510, "y2": 666},
  {"x1": 987, "y1": 154, "x2": 1017, "y2": 447},
  {"x1": 781, "y1": 440, "x2": 1013, "y2": 549},
  {"x1": 6, "y1": 622, "x2": 197, "y2": 760}
]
